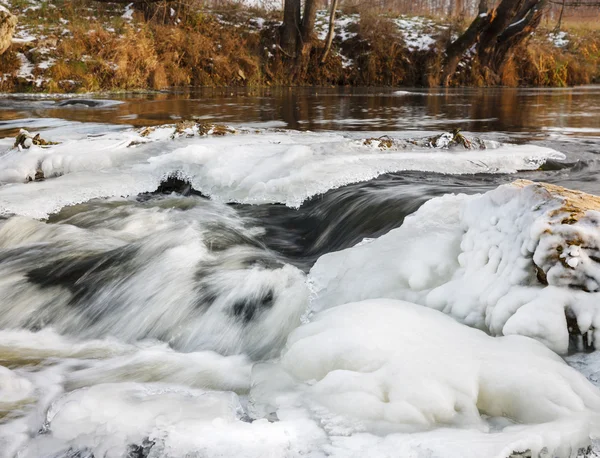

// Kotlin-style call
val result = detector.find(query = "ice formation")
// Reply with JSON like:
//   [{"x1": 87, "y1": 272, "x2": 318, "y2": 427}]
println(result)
[
  {"x1": 251, "y1": 299, "x2": 600, "y2": 458},
  {"x1": 309, "y1": 180, "x2": 600, "y2": 354},
  {"x1": 0, "y1": 123, "x2": 564, "y2": 218},
  {"x1": 5, "y1": 302, "x2": 600, "y2": 458}
]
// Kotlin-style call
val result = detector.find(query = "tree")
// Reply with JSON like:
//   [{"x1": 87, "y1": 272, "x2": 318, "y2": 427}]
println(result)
[
  {"x1": 442, "y1": 0, "x2": 549, "y2": 85},
  {"x1": 280, "y1": 0, "x2": 318, "y2": 64},
  {"x1": 320, "y1": 0, "x2": 339, "y2": 63}
]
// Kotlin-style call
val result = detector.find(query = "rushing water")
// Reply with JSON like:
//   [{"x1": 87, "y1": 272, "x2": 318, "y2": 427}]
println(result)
[{"x1": 1, "y1": 87, "x2": 600, "y2": 458}]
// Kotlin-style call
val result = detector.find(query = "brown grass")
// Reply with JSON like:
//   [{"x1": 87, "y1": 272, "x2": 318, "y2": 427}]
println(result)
[{"x1": 2, "y1": 0, "x2": 600, "y2": 91}]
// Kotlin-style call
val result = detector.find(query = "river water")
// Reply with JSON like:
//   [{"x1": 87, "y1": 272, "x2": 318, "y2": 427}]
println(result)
[{"x1": 0, "y1": 87, "x2": 600, "y2": 458}]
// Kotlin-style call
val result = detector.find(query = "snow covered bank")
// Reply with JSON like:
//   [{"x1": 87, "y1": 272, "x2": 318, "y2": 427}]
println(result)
[
  {"x1": 0, "y1": 123, "x2": 564, "y2": 218},
  {"x1": 309, "y1": 180, "x2": 600, "y2": 354}
]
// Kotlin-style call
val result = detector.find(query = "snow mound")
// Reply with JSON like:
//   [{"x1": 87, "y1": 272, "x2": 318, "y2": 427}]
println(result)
[
  {"x1": 17, "y1": 382, "x2": 325, "y2": 458},
  {"x1": 0, "y1": 126, "x2": 564, "y2": 218},
  {"x1": 251, "y1": 299, "x2": 600, "y2": 458},
  {"x1": 309, "y1": 180, "x2": 600, "y2": 354}
]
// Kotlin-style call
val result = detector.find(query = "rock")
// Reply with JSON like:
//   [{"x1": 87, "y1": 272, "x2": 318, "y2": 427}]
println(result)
[
  {"x1": 0, "y1": 6, "x2": 17, "y2": 56},
  {"x1": 513, "y1": 179, "x2": 600, "y2": 226},
  {"x1": 196, "y1": 122, "x2": 236, "y2": 136},
  {"x1": 173, "y1": 120, "x2": 197, "y2": 138},
  {"x1": 362, "y1": 136, "x2": 394, "y2": 149},
  {"x1": 514, "y1": 180, "x2": 600, "y2": 351},
  {"x1": 360, "y1": 130, "x2": 486, "y2": 151},
  {"x1": 427, "y1": 128, "x2": 486, "y2": 149},
  {"x1": 14, "y1": 129, "x2": 59, "y2": 149}
]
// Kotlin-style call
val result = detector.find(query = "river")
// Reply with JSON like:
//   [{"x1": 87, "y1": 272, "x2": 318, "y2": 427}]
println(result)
[{"x1": 0, "y1": 87, "x2": 600, "y2": 458}]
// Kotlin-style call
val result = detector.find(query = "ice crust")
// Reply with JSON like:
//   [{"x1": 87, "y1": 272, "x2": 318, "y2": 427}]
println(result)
[
  {"x1": 251, "y1": 299, "x2": 600, "y2": 458},
  {"x1": 0, "y1": 124, "x2": 564, "y2": 218},
  {"x1": 10, "y1": 301, "x2": 600, "y2": 458},
  {"x1": 1, "y1": 123, "x2": 599, "y2": 458},
  {"x1": 309, "y1": 181, "x2": 600, "y2": 354}
]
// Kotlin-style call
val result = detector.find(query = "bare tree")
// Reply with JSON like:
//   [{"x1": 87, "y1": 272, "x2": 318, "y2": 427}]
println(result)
[
  {"x1": 442, "y1": 0, "x2": 549, "y2": 85},
  {"x1": 320, "y1": 0, "x2": 339, "y2": 62}
]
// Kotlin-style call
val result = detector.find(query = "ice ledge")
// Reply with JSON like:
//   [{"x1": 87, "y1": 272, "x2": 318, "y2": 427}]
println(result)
[{"x1": 309, "y1": 180, "x2": 600, "y2": 355}]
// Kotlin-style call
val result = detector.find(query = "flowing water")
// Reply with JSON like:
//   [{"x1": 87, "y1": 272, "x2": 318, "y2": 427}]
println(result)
[{"x1": 0, "y1": 87, "x2": 600, "y2": 458}]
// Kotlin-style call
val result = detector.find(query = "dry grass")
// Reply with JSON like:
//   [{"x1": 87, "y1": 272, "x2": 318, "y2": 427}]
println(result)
[{"x1": 2, "y1": 0, "x2": 600, "y2": 91}]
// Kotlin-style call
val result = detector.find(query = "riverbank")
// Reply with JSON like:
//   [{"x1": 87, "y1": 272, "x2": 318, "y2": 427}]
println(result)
[{"x1": 0, "y1": 0, "x2": 599, "y2": 92}]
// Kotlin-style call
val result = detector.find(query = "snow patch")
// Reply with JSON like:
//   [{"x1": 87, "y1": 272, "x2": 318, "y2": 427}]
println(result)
[{"x1": 549, "y1": 30, "x2": 569, "y2": 48}]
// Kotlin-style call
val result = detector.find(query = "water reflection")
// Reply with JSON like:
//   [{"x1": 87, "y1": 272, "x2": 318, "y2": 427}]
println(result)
[{"x1": 0, "y1": 86, "x2": 599, "y2": 137}]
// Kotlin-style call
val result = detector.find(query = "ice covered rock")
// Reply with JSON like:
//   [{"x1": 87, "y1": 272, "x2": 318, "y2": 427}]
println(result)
[
  {"x1": 0, "y1": 6, "x2": 17, "y2": 56},
  {"x1": 13, "y1": 129, "x2": 59, "y2": 149},
  {"x1": 0, "y1": 125, "x2": 564, "y2": 217},
  {"x1": 250, "y1": 299, "x2": 600, "y2": 458},
  {"x1": 134, "y1": 121, "x2": 237, "y2": 144},
  {"x1": 361, "y1": 129, "x2": 487, "y2": 150},
  {"x1": 309, "y1": 180, "x2": 600, "y2": 354}
]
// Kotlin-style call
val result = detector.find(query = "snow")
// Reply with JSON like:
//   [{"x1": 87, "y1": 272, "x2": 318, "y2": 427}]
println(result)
[
  {"x1": 549, "y1": 30, "x2": 569, "y2": 48},
  {"x1": 251, "y1": 299, "x2": 600, "y2": 458},
  {"x1": 315, "y1": 11, "x2": 359, "y2": 42},
  {"x1": 4, "y1": 301, "x2": 599, "y2": 458},
  {"x1": 0, "y1": 125, "x2": 564, "y2": 217},
  {"x1": 11, "y1": 29, "x2": 37, "y2": 44},
  {"x1": 394, "y1": 16, "x2": 440, "y2": 51},
  {"x1": 236, "y1": 0, "x2": 281, "y2": 9},
  {"x1": 122, "y1": 2, "x2": 134, "y2": 20},
  {"x1": 16, "y1": 53, "x2": 34, "y2": 79},
  {"x1": 309, "y1": 181, "x2": 600, "y2": 355}
]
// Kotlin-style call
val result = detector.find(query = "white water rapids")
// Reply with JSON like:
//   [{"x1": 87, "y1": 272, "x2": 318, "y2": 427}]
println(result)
[{"x1": 0, "y1": 109, "x2": 599, "y2": 458}]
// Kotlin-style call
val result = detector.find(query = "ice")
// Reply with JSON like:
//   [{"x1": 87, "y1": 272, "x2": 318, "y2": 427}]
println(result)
[
  {"x1": 7, "y1": 301, "x2": 598, "y2": 458},
  {"x1": 21, "y1": 383, "x2": 245, "y2": 457},
  {"x1": 0, "y1": 125, "x2": 565, "y2": 218},
  {"x1": 309, "y1": 181, "x2": 600, "y2": 354},
  {"x1": 0, "y1": 329, "x2": 264, "y2": 457},
  {"x1": 250, "y1": 299, "x2": 600, "y2": 458}
]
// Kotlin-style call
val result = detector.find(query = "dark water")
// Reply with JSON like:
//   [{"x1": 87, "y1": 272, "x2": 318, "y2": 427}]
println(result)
[{"x1": 1, "y1": 86, "x2": 600, "y2": 136}]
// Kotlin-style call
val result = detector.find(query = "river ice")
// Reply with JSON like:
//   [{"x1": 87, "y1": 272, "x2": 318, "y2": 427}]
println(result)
[
  {"x1": 0, "y1": 122, "x2": 564, "y2": 217},
  {"x1": 0, "y1": 120, "x2": 598, "y2": 458}
]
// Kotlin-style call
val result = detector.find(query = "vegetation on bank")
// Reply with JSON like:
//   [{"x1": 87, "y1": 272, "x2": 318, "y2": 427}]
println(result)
[{"x1": 0, "y1": 0, "x2": 599, "y2": 92}]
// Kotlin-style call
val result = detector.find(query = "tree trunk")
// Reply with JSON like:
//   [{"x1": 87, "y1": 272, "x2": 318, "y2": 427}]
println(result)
[
  {"x1": 479, "y1": 0, "x2": 548, "y2": 79},
  {"x1": 299, "y1": 0, "x2": 318, "y2": 53},
  {"x1": 321, "y1": 0, "x2": 339, "y2": 63},
  {"x1": 281, "y1": 0, "x2": 301, "y2": 56},
  {"x1": 442, "y1": 0, "x2": 548, "y2": 86},
  {"x1": 554, "y1": 0, "x2": 566, "y2": 31},
  {"x1": 293, "y1": 0, "x2": 318, "y2": 74},
  {"x1": 441, "y1": 0, "x2": 492, "y2": 86}
]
